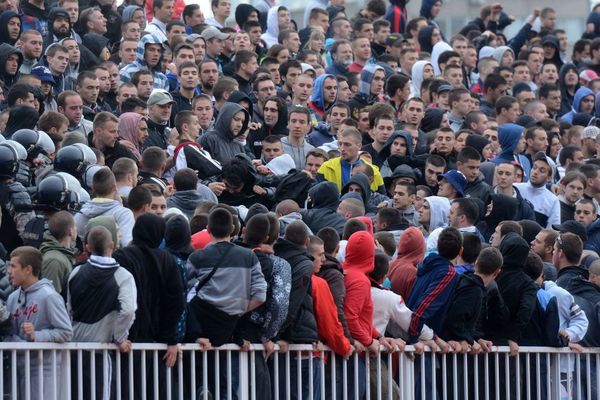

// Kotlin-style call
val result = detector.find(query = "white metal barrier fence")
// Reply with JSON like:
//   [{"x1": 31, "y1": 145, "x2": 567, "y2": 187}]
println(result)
[{"x1": 1, "y1": 342, "x2": 600, "y2": 400}]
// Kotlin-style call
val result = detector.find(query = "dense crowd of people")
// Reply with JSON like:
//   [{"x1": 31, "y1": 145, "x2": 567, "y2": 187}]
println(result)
[{"x1": 1, "y1": 0, "x2": 600, "y2": 397}]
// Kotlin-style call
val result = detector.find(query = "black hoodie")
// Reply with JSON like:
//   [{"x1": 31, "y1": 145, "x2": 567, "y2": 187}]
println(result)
[
  {"x1": 541, "y1": 35, "x2": 563, "y2": 70},
  {"x1": 0, "y1": 11, "x2": 21, "y2": 46},
  {"x1": 561, "y1": 268, "x2": 600, "y2": 347},
  {"x1": 441, "y1": 271, "x2": 486, "y2": 344},
  {"x1": 200, "y1": 102, "x2": 250, "y2": 164},
  {"x1": 301, "y1": 181, "x2": 346, "y2": 235},
  {"x1": 493, "y1": 232, "x2": 537, "y2": 343},
  {"x1": 0, "y1": 43, "x2": 22, "y2": 93},
  {"x1": 273, "y1": 237, "x2": 318, "y2": 343},
  {"x1": 246, "y1": 95, "x2": 288, "y2": 158},
  {"x1": 44, "y1": 7, "x2": 71, "y2": 49},
  {"x1": 341, "y1": 172, "x2": 373, "y2": 212},
  {"x1": 477, "y1": 193, "x2": 518, "y2": 242},
  {"x1": 112, "y1": 214, "x2": 184, "y2": 345}
]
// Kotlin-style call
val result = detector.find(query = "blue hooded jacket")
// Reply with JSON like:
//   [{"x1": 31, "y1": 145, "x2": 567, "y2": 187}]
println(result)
[
  {"x1": 309, "y1": 74, "x2": 337, "y2": 116},
  {"x1": 585, "y1": 218, "x2": 600, "y2": 254},
  {"x1": 407, "y1": 253, "x2": 458, "y2": 342},
  {"x1": 561, "y1": 87, "x2": 594, "y2": 123},
  {"x1": 491, "y1": 123, "x2": 531, "y2": 180},
  {"x1": 307, "y1": 122, "x2": 335, "y2": 147}
]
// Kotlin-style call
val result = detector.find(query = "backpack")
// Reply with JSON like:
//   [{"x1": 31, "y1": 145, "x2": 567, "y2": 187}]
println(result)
[{"x1": 173, "y1": 142, "x2": 222, "y2": 180}]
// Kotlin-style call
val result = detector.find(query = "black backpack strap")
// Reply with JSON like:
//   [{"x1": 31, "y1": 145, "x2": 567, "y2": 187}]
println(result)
[{"x1": 194, "y1": 244, "x2": 234, "y2": 292}]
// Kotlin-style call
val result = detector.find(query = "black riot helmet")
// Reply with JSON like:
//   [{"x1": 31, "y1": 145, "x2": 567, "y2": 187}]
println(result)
[
  {"x1": 34, "y1": 174, "x2": 81, "y2": 211},
  {"x1": 0, "y1": 145, "x2": 20, "y2": 179}
]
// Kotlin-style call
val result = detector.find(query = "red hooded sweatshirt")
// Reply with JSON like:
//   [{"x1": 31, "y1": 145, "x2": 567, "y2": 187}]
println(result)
[
  {"x1": 312, "y1": 275, "x2": 352, "y2": 356},
  {"x1": 388, "y1": 227, "x2": 426, "y2": 300},
  {"x1": 343, "y1": 231, "x2": 379, "y2": 346}
]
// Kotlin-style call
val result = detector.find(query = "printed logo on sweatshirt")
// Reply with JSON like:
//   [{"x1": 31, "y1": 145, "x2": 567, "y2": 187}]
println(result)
[{"x1": 13, "y1": 303, "x2": 38, "y2": 320}]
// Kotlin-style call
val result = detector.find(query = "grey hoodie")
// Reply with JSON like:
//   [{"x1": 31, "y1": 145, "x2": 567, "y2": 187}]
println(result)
[
  {"x1": 75, "y1": 198, "x2": 135, "y2": 247},
  {"x1": 200, "y1": 102, "x2": 250, "y2": 164},
  {"x1": 6, "y1": 279, "x2": 73, "y2": 398},
  {"x1": 166, "y1": 187, "x2": 218, "y2": 220}
]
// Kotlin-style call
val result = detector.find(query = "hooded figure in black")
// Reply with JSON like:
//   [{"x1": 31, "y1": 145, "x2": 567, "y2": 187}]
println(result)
[
  {"x1": 112, "y1": 214, "x2": 184, "y2": 399},
  {"x1": 379, "y1": 130, "x2": 423, "y2": 177},
  {"x1": 0, "y1": 11, "x2": 21, "y2": 46},
  {"x1": 490, "y1": 232, "x2": 537, "y2": 345},
  {"x1": 164, "y1": 214, "x2": 194, "y2": 341},
  {"x1": 301, "y1": 181, "x2": 346, "y2": 235},
  {"x1": 559, "y1": 63, "x2": 580, "y2": 116},
  {"x1": 417, "y1": 26, "x2": 436, "y2": 54},
  {"x1": 541, "y1": 35, "x2": 563, "y2": 70},
  {"x1": 247, "y1": 95, "x2": 288, "y2": 158},
  {"x1": 341, "y1": 172, "x2": 376, "y2": 214},
  {"x1": 465, "y1": 135, "x2": 490, "y2": 161},
  {"x1": 0, "y1": 43, "x2": 22, "y2": 94},
  {"x1": 421, "y1": 108, "x2": 446, "y2": 133},
  {"x1": 235, "y1": 4, "x2": 259, "y2": 29},
  {"x1": 217, "y1": 154, "x2": 270, "y2": 208},
  {"x1": 44, "y1": 8, "x2": 72, "y2": 50},
  {"x1": 112, "y1": 214, "x2": 184, "y2": 344},
  {"x1": 476, "y1": 194, "x2": 518, "y2": 242},
  {"x1": 3, "y1": 105, "x2": 39, "y2": 137}
]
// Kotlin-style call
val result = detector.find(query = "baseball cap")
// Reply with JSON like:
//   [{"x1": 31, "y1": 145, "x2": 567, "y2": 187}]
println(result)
[
  {"x1": 580, "y1": 69, "x2": 599, "y2": 83},
  {"x1": 437, "y1": 84, "x2": 452, "y2": 94},
  {"x1": 31, "y1": 66, "x2": 56, "y2": 85},
  {"x1": 200, "y1": 26, "x2": 230, "y2": 41},
  {"x1": 147, "y1": 89, "x2": 175, "y2": 106},
  {"x1": 438, "y1": 169, "x2": 467, "y2": 196},
  {"x1": 583, "y1": 126, "x2": 600, "y2": 140},
  {"x1": 552, "y1": 220, "x2": 588, "y2": 242}
]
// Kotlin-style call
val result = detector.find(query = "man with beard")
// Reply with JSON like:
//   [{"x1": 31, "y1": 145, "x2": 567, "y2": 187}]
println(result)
[
  {"x1": 515, "y1": 152, "x2": 561, "y2": 228},
  {"x1": 199, "y1": 59, "x2": 219, "y2": 97},
  {"x1": 0, "y1": 10, "x2": 21, "y2": 46},
  {"x1": 193, "y1": 94, "x2": 214, "y2": 135},
  {"x1": 247, "y1": 96, "x2": 288, "y2": 159},
  {"x1": 43, "y1": 8, "x2": 71, "y2": 49},
  {"x1": 17, "y1": 30, "x2": 43, "y2": 74},
  {"x1": 170, "y1": 62, "x2": 199, "y2": 126}
]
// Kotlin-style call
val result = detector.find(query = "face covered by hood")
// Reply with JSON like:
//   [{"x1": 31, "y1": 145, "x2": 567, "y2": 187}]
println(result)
[
  {"x1": 235, "y1": 4, "x2": 259, "y2": 28},
  {"x1": 122, "y1": 5, "x2": 143, "y2": 23},
  {"x1": 47, "y1": 7, "x2": 71, "y2": 40},
  {"x1": 492, "y1": 46, "x2": 514, "y2": 65},
  {"x1": 485, "y1": 193, "x2": 518, "y2": 228},
  {"x1": 420, "y1": 0, "x2": 439, "y2": 20},
  {"x1": 418, "y1": 26, "x2": 436, "y2": 54},
  {"x1": 308, "y1": 181, "x2": 340, "y2": 209},
  {"x1": 425, "y1": 195, "x2": 450, "y2": 230},
  {"x1": 380, "y1": 130, "x2": 414, "y2": 159},
  {"x1": 559, "y1": 62, "x2": 580, "y2": 91},
  {"x1": 266, "y1": 6, "x2": 281, "y2": 38},
  {"x1": 498, "y1": 123, "x2": 524, "y2": 156},
  {"x1": 311, "y1": 73, "x2": 337, "y2": 111},
  {"x1": 343, "y1": 230, "x2": 375, "y2": 274},
  {"x1": 395, "y1": 226, "x2": 426, "y2": 266},
  {"x1": 0, "y1": 11, "x2": 21, "y2": 46},
  {"x1": 214, "y1": 102, "x2": 250, "y2": 141},
  {"x1": 358, "y1": 64, "x2": 384, "y2": 98},
  {"x1": 541, "y1": 35, "x2": 562, "y2": 64},
  {"x1": 410, "y1": 60, "x2": 433, "y2": 95},
  {"x1": 0, "y1": 43, "x2": 22, "y2": 87},
  {"x1": 228, "y1": 90, "x2": 254, "y2": 120},
  {"x1": 82, "y1": 33, "x2": 109, "y2": 58},
  {"x1": 498, "y1": 231, "x2": 530, "y2": 270},
  {"x1": 137, "y1": 33, "x2": 165, "y2": 71},
  {"x1": 132, "y1": 213, "x2": 165, "y2": 248},
  {"x1": 341, "y1": 172, "x2": 372, "y2": 206}
]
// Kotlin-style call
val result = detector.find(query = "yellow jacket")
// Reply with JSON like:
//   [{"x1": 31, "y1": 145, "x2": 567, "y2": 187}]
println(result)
[{"x1": 317, "y1": 157, "x2": 384, "y2": 192}]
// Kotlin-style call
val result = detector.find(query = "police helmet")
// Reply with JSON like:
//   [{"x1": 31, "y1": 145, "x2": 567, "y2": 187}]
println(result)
[{"x1": 34, "y1": 174, "x2": 80, "y2": 211}]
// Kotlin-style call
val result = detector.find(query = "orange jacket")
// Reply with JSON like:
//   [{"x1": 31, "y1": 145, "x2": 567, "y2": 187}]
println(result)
[{"x1": 312, "y1": 275, "x2": 352, "y2": 356}]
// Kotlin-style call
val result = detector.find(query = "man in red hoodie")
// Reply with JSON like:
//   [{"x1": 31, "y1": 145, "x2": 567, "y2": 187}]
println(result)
[{"x1": 342, "y1": 230, "x2": 384, "y2": 398}]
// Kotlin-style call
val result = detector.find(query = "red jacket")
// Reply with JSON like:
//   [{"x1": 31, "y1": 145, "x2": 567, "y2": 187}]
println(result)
[
  {"x1": 312, "y1": 275, "x2": 352, "y2": 356},
  {"x1": 343, "y1": 231, "x2": 379, "y2": 346},
  {"x1": 388, "y1": 227, "x2": 426, "y2": 300}
]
